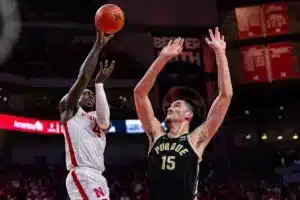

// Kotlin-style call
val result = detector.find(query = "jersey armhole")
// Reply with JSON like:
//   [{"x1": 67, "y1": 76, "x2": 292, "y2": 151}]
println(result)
[
  {"x1": 187, "y1": 134, "x2": 203, "y2": 161},
  {"x1": 147, "y1": 134, "x2": 165, "y2": 156}
]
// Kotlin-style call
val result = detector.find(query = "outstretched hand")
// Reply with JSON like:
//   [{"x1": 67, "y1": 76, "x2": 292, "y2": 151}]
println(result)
[
  {"x1": 205, "y1": 27, "x2": 226, "y2": 53},
  {"x1": 96, "y1": 31, "x2": 114, "y2": 48},
  {"x1": 95, "y1": 60, "x2": 115, "y2": 83},
  {"x1": 159, "y1": 37, "x2": 184, "y2": 60}
]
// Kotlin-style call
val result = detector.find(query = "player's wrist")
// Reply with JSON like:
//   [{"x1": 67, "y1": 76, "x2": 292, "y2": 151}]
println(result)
[
  {"x1": 214, "y1": 49, "x2": 226, "y2": 55},
  {"x1": 95, "y1": 83, "x2": 104, "y2": 87},
  {"x1": 157, "y1": 54, "x2": 172, "y2": 63}
]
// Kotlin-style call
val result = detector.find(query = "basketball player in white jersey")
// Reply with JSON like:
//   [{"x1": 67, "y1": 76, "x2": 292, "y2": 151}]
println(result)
[{"x1": 58, "y1": 31, "x2": 114, "y2": 200}]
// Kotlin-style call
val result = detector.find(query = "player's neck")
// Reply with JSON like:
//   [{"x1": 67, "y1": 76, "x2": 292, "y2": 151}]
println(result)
[
  {"x1": 81, "y1": 106, "x2": 94, "y2": 113},
  {"x1": 168, "y1": 121, "x2": 189, "y2": 138}
]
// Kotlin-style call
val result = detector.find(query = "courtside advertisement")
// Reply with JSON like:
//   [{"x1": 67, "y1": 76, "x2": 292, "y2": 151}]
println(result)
[{"x1": 0, "y1": 114, "x2": 167, "y2": 135}]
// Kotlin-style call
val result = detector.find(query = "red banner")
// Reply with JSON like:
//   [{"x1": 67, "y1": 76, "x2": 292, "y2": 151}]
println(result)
[
  {"x1": 262, "y1": 3, "x2": 289, "y2": 36},
  {"x1": 268, "y1": 42, "x2": 297, "y2": 80},
  {"x1": 0, "y1": 114, "x2": 62, "y2": 134},
  {"x1": 235, "y1": 6, "x2": 264, "y2": 39},
  {"x1": 241, "y1": 45, "x2": 269, "y2": 83}
]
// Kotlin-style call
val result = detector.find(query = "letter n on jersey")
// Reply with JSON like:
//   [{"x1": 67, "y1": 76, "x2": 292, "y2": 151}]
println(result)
[{"x1": 93, "y1": 186, "x2": 107, "y2": 199}]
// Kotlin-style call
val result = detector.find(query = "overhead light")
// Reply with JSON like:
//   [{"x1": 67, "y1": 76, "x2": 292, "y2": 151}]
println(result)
[
  {"x1": 245, "y1": 134, "x2": 251, "y2": 140},
  {"x1": 293, "y1": 134, "x2": 298, "y2": 140},
  {"x1": 261, "y1": 133, "x2": 267, "y2": 140},
  {"x1": 277, "y1": 135, "x2": 283, "y2": 140},
  {"x1": 279, "y1": 106, "x2": 284, "y2": 111},
  {"x1": 278, "y1": 116, "x2": 282, "y2": 119},
  {"x1": 244, "y1": 110, "x2": 250, "y2": 115}
]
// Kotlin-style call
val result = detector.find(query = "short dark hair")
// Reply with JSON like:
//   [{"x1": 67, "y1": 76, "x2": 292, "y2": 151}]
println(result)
[
  {"x1": 183, "y1": 99, "x2": 197, "y2": 114},
  {"x1": 182, "y1": 99, "x2": 202, "y2": 130}
]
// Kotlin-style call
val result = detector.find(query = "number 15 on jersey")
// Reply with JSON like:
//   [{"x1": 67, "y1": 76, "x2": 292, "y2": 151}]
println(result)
[{"x1": 161, "y1": 156, "x2": 176, "y2": 170}]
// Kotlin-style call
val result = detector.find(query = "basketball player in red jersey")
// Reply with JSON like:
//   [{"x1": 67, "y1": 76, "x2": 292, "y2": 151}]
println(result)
[
  {"x1": 58, "y1": 31, "x2": 114, "y2": 200},
  {"x1": 134, "y1": 27, "x2": 233, "y2": 200}
]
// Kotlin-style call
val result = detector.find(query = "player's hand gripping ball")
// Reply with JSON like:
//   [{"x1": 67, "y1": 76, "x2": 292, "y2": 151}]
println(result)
[{"x1": 95, "y1": 4, "x2": 125, "y2": 34}]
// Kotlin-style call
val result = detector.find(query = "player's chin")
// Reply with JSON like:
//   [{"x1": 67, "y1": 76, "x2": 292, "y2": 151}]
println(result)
[
  {"x1": 86, "y1": 103, "x2": 95, "y2": 109},
  {"x1": 165, "y1": 116, "x2": 172, "y2": 123},
  {"x1": 81, "y1": 103, "x2": 94, "y2": 111}
]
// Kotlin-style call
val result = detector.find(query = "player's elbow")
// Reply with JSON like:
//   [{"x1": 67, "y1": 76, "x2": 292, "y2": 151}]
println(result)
[
  {"x1": 77, "y1": 72, "x2": 89, "y2": 82},
  {"x1": 219, "y1": 89, "x2": 233, "y2": 99},
  {"x1": 134, "y1": 85, "x2": 147, "y2": 97}
]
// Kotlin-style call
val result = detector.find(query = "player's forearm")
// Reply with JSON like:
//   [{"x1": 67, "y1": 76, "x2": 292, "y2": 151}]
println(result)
[
  {"x1": 78, "y1": 42, "x2": 103, "y2": 80},
  {"x1": 215, "y1": 51, "x2": 233, "y2": 98},
  {"x1": 95, "y1": 83, "x2": 110, "y2": 127},
  {"x1": 134, "y1": 56, "x2": 169, "y2": 95}
]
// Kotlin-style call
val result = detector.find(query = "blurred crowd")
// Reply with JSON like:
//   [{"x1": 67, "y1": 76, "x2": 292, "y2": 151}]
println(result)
[{"x1": 0, "y1": 162, "x2": 300, "y2": 200}]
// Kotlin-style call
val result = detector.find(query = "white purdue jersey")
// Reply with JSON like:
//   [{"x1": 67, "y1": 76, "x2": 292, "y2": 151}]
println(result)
[{"x1": 61, "y1": 107, "x2": 107, "y2": 172}]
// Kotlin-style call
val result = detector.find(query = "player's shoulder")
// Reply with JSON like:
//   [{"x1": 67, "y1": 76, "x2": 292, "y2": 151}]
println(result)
[
  {"x1": 151, "y1": 134, "x2": 167, "y2": 146},
  {"x1": 58, "y1": 95, "x2": 68, "y2": 112}
]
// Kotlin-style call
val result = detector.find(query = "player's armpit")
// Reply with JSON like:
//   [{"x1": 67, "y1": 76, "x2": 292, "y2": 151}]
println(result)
[
  {"x1": 190, "y1": 94, "x2": 231, "y2": 148},
  {"x1": 133, "y1": 93, "x2": 165, "y2": 142}
]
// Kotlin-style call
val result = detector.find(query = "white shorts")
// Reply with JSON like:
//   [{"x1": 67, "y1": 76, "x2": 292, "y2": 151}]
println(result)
[{"x1": 66, "y1": 167, "x2": 109, "y2": 200}]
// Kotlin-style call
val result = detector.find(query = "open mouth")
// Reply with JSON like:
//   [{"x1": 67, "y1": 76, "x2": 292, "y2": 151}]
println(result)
[{"x1": 86, "y1": 97, "x2": 94, "y2": 105}]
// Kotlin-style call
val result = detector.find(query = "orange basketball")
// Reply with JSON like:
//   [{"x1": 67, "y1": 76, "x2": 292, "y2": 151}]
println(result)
[{"x1": 95, "y1": 4, "x2": 125, "y2": 34}]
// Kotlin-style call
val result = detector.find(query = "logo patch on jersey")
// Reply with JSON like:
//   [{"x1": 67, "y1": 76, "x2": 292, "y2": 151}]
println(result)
[
  {"x1": 154, "y1": 142, "x2": 189, "y2": 156},
  {"x1": 179, "y1": 136, "x2": 187, "y2": 141}
]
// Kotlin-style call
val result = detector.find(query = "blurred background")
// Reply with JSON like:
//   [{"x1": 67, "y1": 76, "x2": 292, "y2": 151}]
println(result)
[{"x1": 0, "y1": 0, "x2": 300, "y2": 199}]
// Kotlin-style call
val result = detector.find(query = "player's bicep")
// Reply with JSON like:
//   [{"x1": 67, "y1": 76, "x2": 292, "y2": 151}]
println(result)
[
  {"x1": 134, "y1": 94, "x2": 164, "y2": 139},
  {"x1": 191, "y1": 95, "x2": 231, "y2": 147},
  {"x1": 58, "y1": 96, "x2": 67, "y2": 114},
  {"x1": 65, "y1": 75, "x2": 89, "y2": 109},
  {"x1": 204, "y1": 95, "x2": 231, "y2": 139}
]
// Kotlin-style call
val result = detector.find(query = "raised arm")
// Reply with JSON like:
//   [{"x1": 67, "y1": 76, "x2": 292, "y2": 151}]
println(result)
[
  {"x1": 134, "y1": 37, "x2": 184, "y2": 142},
  {"x1": 190, "y1": 27, "x2": 233, "y2": 149},
  {"x1": 94, "y1": 60, "x2": 115, "y2": 131},
  {"x1": 59, "y1": 32, "x2": 113, "y2": 116}
]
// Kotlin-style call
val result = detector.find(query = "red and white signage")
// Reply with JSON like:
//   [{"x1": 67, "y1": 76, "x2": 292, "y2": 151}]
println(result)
[
  {"x1": 262, "y1": 2, "x2": 290, "y2": 36},
  {"x1": 235, "y1": 6, "x2": 264, "y2": 39},
  {"x1": 267, "y1": 42, "x2": 297, "y2": 80},
  {"x1": 241, "y1": 45, "x2": 270, "y2": 83},
  {"x1": 0, "y1": 114, "x2": 62, "y2": 134}
]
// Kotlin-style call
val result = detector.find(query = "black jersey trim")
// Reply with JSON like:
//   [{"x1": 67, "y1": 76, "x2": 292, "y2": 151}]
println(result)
[
  {"x1": 187, "y1": 134, "x2": 203, "y2": 161},
  {"x1": 192, "y1": 160, "x2": 201, "y2": 199},
  {"x1": 147, "y1": 134, "x2": 166, "y2": 156}
]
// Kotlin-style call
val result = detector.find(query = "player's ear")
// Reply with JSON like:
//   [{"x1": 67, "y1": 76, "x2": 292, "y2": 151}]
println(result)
[{"x1": 185, "y1": 112, "x2": 193, "y2": 121}]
